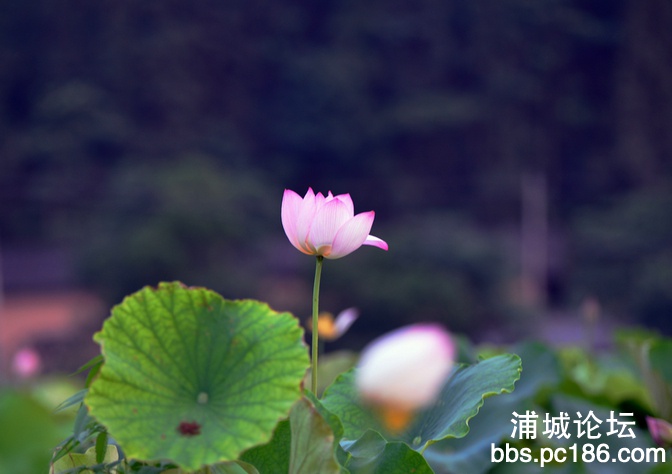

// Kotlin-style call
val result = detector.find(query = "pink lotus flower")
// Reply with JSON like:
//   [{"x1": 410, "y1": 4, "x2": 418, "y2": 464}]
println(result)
[
  {"x1": 282, "y1": 188, "x2": 388, "y2": 259},
  {"x1": 355, "y1": 324, "x2": 455, "y2": 431}
]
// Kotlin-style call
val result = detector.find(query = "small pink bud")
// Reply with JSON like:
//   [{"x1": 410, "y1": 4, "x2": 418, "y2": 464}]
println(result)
[
  {"x1": 12, "y1": 347, "x2": 42, "y2": 379},
  {"x1": 647, "y1": 416, "x2": 672, "y2": 448}
]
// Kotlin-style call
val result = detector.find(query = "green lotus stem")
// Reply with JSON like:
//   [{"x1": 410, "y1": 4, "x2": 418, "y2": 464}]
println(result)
[{"x1": 311, "y1": 256, "x2": 324, "y2": 395}]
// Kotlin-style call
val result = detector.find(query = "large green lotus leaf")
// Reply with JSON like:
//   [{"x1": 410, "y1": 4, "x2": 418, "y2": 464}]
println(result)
[
  {"x1": 406, "y1": 354, "x2": 521, "y2": 451},
  {"x1": 86, "y1": 282, "x2": 309, "y2": 470},
  {"x1": 321, "y1": 354, "x2": 521, "y2": 452},
  {"x1": 425, "y1": 343, "x2": 557, "y2": 474}
]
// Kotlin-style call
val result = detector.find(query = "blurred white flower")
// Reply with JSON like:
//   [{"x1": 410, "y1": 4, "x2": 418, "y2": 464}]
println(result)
[{"x1": 355, "y1": 323, "x2": 455, "y2": 431}]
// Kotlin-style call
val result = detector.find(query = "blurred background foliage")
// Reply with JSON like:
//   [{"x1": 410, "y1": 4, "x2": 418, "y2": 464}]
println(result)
[
  {"x1": 0, "y1": 380, "x2": 79, "y2": 473},
  {"x1": 1, "y1": 2, "x2": 672, "y2": 471},
  {"x1": 1, "y1": 0, "x2": 671, "y2": 342}
]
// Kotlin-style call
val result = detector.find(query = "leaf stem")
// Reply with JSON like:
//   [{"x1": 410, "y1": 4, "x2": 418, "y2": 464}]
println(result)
[{"x1": 311, "y1": 256, "x2": 324, "y2": 395}]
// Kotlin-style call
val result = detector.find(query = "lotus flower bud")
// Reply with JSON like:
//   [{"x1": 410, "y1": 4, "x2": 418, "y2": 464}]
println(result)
[
  {"x1": 647, "y1": 416, "x2": 672, "y2": 449},
  {"x1": 355, "y1": 324, "x2": 455, "y2": 431}
]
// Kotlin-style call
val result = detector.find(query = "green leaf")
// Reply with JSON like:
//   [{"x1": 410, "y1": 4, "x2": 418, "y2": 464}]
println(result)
[
  {"x1": 341, "y1": 430, "x2": 386, "y2": 462},
  {"x1": 406, "y1": 354, "x2": 522, "y2": 451},
  {"x1": 289, "y1": 397, "x2": 341, "y2": 474},
  {"x1": 242, "y1": 397, "x2": 342, "y2": 474},
  {"x1": 67, "y1": 354, "x2": 105, "y2": 389},
  {"x1": 73, "y1": 402, "x2": 95, "y2": 441},
  {"x1": 644, "y1": 339, "x2": 672, "y2": 419},
  {"x1": 86, "y1": 282, "x2": 310, "y2": 470},
  {"x1": 647, "y1": 464, "x2": 672, "y2": 474},
  {"x1": 320, "y1": 370, "x2": 385, "y2": 440},
  {"x1": 341, "y1": 431, "x2": 433, "y2": 474},
  {"x1": 649, "y1": 339, "x2": 672, "y2": 385},
  {"x1": 85, "y1": 357, "x2": 104, "y2": 389},
  {"x1": 550, "y1": 394, "x2": 660, "y2": 474},
  {"x1": 305, "y1": 391, "x2": 345, "y2": 443},
  {"x1": 617, "y1": 331, "x2": 672, "y2": 418},
  {"x1": 240, "y1": 419, "x2": 291, "y2": 472},
  {"x1": 425, "y1": 342, "x2": 557, "y2": 474},
  {"x1": 95, "y1": 431, "x2": 108, "y2": 463},
  {"x1": 557, "y1": 345, "x2": 652, "y2": 410},
  {"x1": 74, "y1": 354, "x2": 104, "y2": 376},
  {"x1": 321, "y1": 354, "x2": 521, "y2": 452},
  {"x1": 362, "y1": 442, "x2": 434, "y2": 474},
  {"x1": 340, "y1": 430, "x2": 386, "y2": 473},
  {"x1": 54, "y1": 388, "x2": 88, "y2": 413},
  {"x1": 1, "y1": 390, "x2": 70, "y2": 474},
  {"x1": 50, "y1": 445, "x2": 118, "y2": 474},
  {"x1": 304, "y1": 351, "x2": 358, "y2": 397},
  {"x1": 211, "y1": 461, "x2": 261, "y2": 474},
  {"x1": 162, "y1": 461, "x2": 260, "y2": 474}
]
